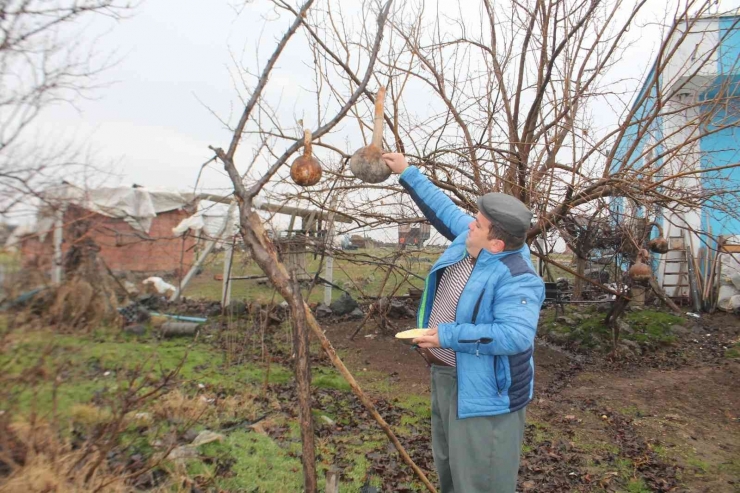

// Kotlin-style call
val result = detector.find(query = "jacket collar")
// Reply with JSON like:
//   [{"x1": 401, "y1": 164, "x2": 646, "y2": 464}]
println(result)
[{"x1": 471, "y1": 242, "x2": 530, "y2": 266}]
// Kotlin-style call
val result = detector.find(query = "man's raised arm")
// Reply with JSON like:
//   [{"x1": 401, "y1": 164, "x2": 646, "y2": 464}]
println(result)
[{"x1": 383, "y1": 153, "x2": 473, "y2": 242}]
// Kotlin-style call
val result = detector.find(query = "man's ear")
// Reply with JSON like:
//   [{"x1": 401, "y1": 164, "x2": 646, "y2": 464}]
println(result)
[{"x1": 488, "y1": 237, "x2": 505, "y2": 253}]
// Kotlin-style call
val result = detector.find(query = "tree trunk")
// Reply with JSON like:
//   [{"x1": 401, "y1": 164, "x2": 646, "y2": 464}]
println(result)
[{"x1": 289, "y1": 273, "x2": 317, "y2": 492}]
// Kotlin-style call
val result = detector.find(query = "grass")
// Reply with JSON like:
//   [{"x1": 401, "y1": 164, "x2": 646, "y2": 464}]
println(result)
[
  {"x1": 312, "y1": 367, "x2": 351, "y2": 391},
  {"x1": 1, "y1": 320, "x2": 437, "y2": 491},
  {"x1": 686, "y1": 456, "x2": 710, "y2": 474},
  {"x1": 2, "y1": 327, "x2": 294, "y2": 419},
  {"x1": 624, "y1": 478, "x2": 651, "y2": 493},
  {"x1": 185, "y1": 248, "x2": 432, "y2": 303}
]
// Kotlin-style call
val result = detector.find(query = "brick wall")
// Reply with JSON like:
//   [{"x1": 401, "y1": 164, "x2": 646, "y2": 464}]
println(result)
[{"x1": 20, "y1": 206, "x2": 197, "y2": 275}]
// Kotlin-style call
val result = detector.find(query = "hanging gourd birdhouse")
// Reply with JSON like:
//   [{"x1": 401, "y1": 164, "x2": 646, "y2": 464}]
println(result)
[
  {"x1": 290, "y1": 129, "x2": 322, "y2": 187},
  {"x1": 350, "y1": 87, "x2": 392, "y2": 184},
  {"x1": 628, "y1": 249, "x2": 652, "y2": 284},
  {"x1": 647, "y1": 222, "x2": 669, "y2": 254}
]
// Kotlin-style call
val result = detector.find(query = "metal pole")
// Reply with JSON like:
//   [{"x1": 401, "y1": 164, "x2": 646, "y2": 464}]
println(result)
[
  {"x1": 323, "y1": 197, "x2": 339, "y2": 306},
  {"x1": 171, "y1": 201, "x2": 237, "y2": 302}
]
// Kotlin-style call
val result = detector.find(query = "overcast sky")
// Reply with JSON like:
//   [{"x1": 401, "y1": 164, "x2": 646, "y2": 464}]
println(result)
[{"x1": 24, "y1": 0, "x2": 740, "y2": 243}]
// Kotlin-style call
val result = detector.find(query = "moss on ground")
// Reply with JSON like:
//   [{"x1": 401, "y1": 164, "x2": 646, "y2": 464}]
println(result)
[
  {"x1": 185, "y1": 429, "x2": 304, "y2": 491},
  {"x1": 724, "y1": 342, "x2": 740, "y2": 359},
  {"x1": 544, "y1": 307, "x2": 684, "y2": 351}
]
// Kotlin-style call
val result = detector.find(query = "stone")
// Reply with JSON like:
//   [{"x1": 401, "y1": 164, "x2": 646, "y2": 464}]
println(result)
[
  {"x1": 616, "y1": 319, "x2": 633, "y2": 335},
  {"x1": 132, "y1": 412, "x2": 152, "y2": 425},
  {"x1": 617, "y1": 344, "x2": 635, "y2": 358},
  {"x1": 596, "y1": 303, "x2": 612, "y2": 313},
  {"x1": 191, "y1": 430, "x2": 224, "y2": 447},
  {"x1": 315, "y1": 303, "x2": 333, "y2": 318},
  {"x1": 182, "y1": 428, "x2": 200, "y2": 443},
  {"x1": 621, "y1": 339, "x2": 642, "y2": 355},
  {"x1": 555, "y1": 316, "x2": 576, "y2": 326},
  {"x1": 349, "y1": 307, "x2": 364, "y2": 319},
  {"x1": 387, "y1": 300, "x2": 410, "y2": 319},
  {"x1": 228, "y1": 300, "x2": 247, "y2": 316},
  {"x1": 548, "y1": 331, "x2": 570, "y2": 345},
  {"x1": 320, "y1": 415, "x2": 335, "y2": 426},
  {"x1": 330, "y1": 293, "x2": 359, "y2": 315},
  {"x1": 123, "y1": 280, "x2": 140, "y2": 295},
  {"x1": 689, "y1": 323, "x2": 705, "y2": 335},
  {"x1": 168, "y1": 445, "x2": 198, "y2": 463},
  {"x1": 670, "y1": 324, "x2": 689, "y2": 336},
  {"x1": 206, "y1": 304, "x2": 223, "y2": 317},
  {"x1": 123, "y1": 324, "x2": 146, "y2": 336}
]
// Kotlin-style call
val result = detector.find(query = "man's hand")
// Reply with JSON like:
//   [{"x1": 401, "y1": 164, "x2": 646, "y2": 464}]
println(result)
[
  {"x1": 382, "y1": 153, "x2": 409, "y2": 174},
  {"x1": 414, "y1": 327, "x2": 441, "y2": 348}
]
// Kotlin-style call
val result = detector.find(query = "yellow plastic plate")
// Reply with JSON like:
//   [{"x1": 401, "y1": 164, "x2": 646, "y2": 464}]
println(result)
[{"x1": 394, "y1": 328, "x2": 429, "y2": 345}]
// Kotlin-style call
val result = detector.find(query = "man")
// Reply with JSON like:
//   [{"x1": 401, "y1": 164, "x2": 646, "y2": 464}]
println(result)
[{"x1": 382, "y1": 153, "x2": 545, "y2": 493}]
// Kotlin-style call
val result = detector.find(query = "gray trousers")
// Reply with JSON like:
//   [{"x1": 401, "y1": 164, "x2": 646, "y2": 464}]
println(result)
[{"x1": 431, "y1": 365, "x2": 526, "y2": 493}]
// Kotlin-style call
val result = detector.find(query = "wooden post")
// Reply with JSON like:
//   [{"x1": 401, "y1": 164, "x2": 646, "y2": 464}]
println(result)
[
  {"x1": 325, "y1": 468, "x2": 339, "y2": 493},
  {"x1": 51, "y1": 208, "x2": 64, "y2": 284},
  {"x1": 573, "y1": 257, "x2": 586, "y2": 300},
  {"x1": 221, "y1": 203, "x2": 236, "y2": 307},
  {"x1": 685, "y1": 231, "x2": 702, "y2": 313}
]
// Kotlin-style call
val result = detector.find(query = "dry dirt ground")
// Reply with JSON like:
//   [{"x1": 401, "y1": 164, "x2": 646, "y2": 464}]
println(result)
[{"x1": 322, "y1": 309, "x2": 740, "y2": 493}]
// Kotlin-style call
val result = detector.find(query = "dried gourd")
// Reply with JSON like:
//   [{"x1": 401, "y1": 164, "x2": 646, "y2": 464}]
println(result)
[
  {"x1": 628, "y1": 249, "x2": 652, "y2": 283},
  {"x1": 350, "y1": 87, "x2": 391, "y2": 183},
  {"x1": 290, "y1": 129, "x2": 322, "y2": 187}
]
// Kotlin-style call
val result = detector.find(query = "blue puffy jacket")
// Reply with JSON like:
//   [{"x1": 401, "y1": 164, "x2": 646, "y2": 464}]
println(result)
[{"x1": 400, "y1": 166, "x2": 545, "y2": 419}]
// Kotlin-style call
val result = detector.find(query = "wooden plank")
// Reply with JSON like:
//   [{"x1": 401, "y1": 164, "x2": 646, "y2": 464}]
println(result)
[{"x1": 198, "y1": 193, "x2": 353, "y2": 223}]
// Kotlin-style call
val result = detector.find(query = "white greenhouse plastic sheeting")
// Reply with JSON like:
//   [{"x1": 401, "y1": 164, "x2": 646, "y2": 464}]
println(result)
[
  {"x1": 40, "y1": 183, "x2": 196, "y2": 233},
  {"x1": 716, "y1": 235, "x2": 740, "y2": 312}
]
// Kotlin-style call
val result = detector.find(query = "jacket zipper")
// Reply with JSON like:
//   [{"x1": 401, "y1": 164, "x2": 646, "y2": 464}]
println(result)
[{"x1": 493, "y1": 355, "x2": 501, "y2": 396}]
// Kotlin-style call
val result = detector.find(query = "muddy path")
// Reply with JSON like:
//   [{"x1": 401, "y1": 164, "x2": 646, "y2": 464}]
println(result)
[{"x1": 320, "y1": 312, "x2": 740, "y2": 492}]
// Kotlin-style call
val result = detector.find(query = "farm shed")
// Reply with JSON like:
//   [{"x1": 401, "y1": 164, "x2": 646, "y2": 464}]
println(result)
[{"x1": 16, "y1": 183, "x2": 198, "y2": 279}]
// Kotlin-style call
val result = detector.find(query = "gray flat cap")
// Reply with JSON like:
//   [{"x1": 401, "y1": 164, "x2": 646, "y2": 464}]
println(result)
[{"x1": 477, "y1": 193, "x2": 533, "y2": 238}]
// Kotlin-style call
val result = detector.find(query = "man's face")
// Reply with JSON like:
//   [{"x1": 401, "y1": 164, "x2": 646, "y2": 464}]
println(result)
[{"x1": 466, "y1": 212, "x2": 505, "y2": 258}]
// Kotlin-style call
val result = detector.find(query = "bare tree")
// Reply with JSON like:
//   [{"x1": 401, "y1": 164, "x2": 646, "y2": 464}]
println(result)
[
  {"x1": 242, "y1": 1, "x2": 740, "y2": 273},
  {"x1": 0, "y1": 0, "x2": 131, "y2": 219},
  {"x1": 204, "y1": 0, "x2": 740, "y2": 487}
]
